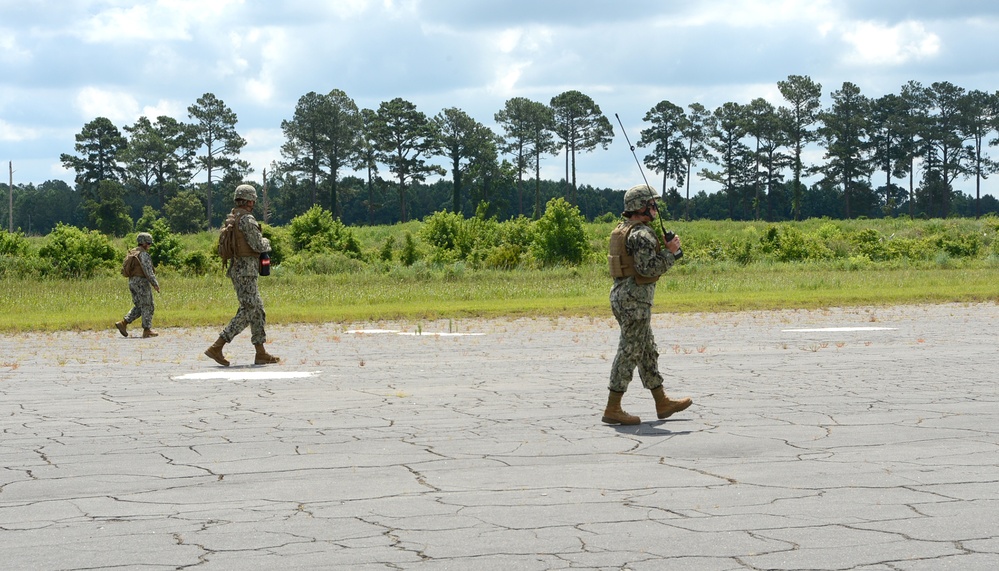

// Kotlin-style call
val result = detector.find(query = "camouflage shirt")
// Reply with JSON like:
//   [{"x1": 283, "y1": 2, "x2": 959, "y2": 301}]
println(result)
[
  {"x1": 610, "y1": 221, "x2": 676, "y2": 306},
  {"x1": 136, "y1": 248, "x2": 159, "y2": 289},
  {"x1": 227, "y1": 207, "x2": 272, "y2": 279}
]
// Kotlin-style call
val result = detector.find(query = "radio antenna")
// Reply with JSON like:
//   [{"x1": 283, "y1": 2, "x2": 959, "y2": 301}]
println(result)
[
  {"x1": 614, "y1": 113, "x2": 651, "y2": 189},
  {"x1": 614, "y1": 113, "x2": 678, "y2": 252}
]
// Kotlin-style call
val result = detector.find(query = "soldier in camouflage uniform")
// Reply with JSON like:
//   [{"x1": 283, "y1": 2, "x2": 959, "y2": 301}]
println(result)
[
  {"x1": 204, "y1": 184, "x2": 280, "y2": 366},
  {"x1": 115, "y1": 232, "x2": 160, "y2": 338},
  {"x1": 603, "y1": 184, "x2": 692, "y2": 425}
]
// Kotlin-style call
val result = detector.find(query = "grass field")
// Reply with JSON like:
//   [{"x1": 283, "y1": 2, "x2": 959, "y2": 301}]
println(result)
[
  {"x1": 3, "y1": 217, "x2": 998, "y2": 332},
  {"x1": 2, "y1": 261, "x2": 996, "y2": 332}
]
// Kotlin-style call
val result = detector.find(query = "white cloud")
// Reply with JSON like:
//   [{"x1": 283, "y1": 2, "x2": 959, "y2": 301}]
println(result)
[
  {"x1": 239, "y1": 28, "x2": 289, "y2": 105},
  {"x1": 70, "y1": 88, "x2": 182, "y2": 128},
  {"x1": 6, "y1": 0, "x2": 999, "y2": 199},
  {"x1": 243, "y1": 127, "x2": 284, "y2": 148},
  {"x1": 485, "y1": 25, "x2": 556, "y2": 95},
  {"x1": 841, "y1": 21, "x2": 941, "y2": 66},
  {"x1": 77, "y1": 0, "x2": 240, "y2": 43},
  {"x1": 49, "y1": 161, "x2": 74, "y2": 178},
  {"x1": 497, "y1": 28, "x2": 522, "y2": 54},
  {"x1": 490, "y1": 62, "x2": 528, "y2": 95},
  {"x1": 679, "y1": 0, "x2": 836, "y2": 28},
  {"x1": 141, "y1": 100, "x2": 187, "y2": 121},
  {"x1": 0, "y1": 119, "x2": 40, "y2": 142},
  {"x1": 0, "y1": 34, "x2": 31, "y2": 64},
  {"x1": 74, "y1": 87, "x2": 141, "y2": 123}
]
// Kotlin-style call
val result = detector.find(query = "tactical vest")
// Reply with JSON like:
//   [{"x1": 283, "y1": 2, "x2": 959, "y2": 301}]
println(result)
[
  {"x1": 229, "y1": 209, "x2": 258, "y2": 258},
  {"x1": 608, "y1": 220, "x2": 660, "y2": 285}
]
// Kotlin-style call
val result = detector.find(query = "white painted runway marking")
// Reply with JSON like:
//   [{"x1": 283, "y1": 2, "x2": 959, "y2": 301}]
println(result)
[
  {"x1": 395, "y1": 332, "x2": 484, "y2": 336},
  {"x1": 174, "y1": 371, "x2": 321, "y2": 380},
  {"x1": 346, "y1": 329, "x2": 484, "y2": 336},
  {"x1": 782, "y1": 327, "x2": 897, "y2": 332},
  {"x1": 345, "y1": 329, "x2": 399, "y2": 334}
]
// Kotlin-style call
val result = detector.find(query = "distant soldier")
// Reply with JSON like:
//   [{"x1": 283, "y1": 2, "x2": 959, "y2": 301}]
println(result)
[
  {"x1": 603, "y1": 184, "x2": 692, "y2": 424},
  {"x1": 115, "y1": 232, "x2": 160, "y2": 338},
  {"x1": 204, "y1": 184, "x2": 279, "y2": 366}
]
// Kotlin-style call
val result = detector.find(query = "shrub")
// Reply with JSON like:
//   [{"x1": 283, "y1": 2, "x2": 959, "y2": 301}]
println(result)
[
  {"x1": 283, "y1": 251, "x2": 366, "y2": 275},
  {"x1": 135, "y1": 206, "x2": 159, "y2": 233},
  {"x1": 478, "y1": 216, "x2": 535, "y2": 269},
  {"x1": 288, "y1": 206, "x2": 362, "y2": 258},
  {"x1": 462, "y1": 215, "x2": 502, "y2": 268},
  {"x1": 883, "y1": 237, "x2": 929, "y2": 261},
  {"x1": 0, "y1": 254, "x2": 48, "y2": 278},
  {"x1": 500, "y1": 216, "x2": 536, "y2": 249},
  {"x1": 182, "y1": 250, "x2": 211, "y2": 276},
  {"x1": 727, "y1": 237, "x2": 755, "y2": 265},
  {"x1": 483, "y1": 244, "x2": 524, "y2": 269},
  {"x1": 815, "y1": 222, "x2": 843, "y2": 240},
  {"x1": 850, "y1": 228, "x2": 889, "y2": 260},
  {"x1": 761, "y1": 224, "x2": 831, "y2": 262},
  {"x1": 0, "y1": 230, "x2": 29, "y2": 257},
  {"x1": 379, "y1": 235, "x2": 395, "y2": 262},
  {"x1": 420, "y1": 211, "x2": 466, "y2": 257},
  {"x1": 980, "y1": 213, "x2": 999, "y2": 234},
  {"x1": 146, "y1": 217, "x2": 185, "y2": 268},
  {"x1": 37, "y1": 223, "x2": 118, "y2": 278},
  {"x1": 530, "y1": 198, "x2": 589, "y2": 266},
  {"x1": 936, "y1": 233, "x2": 981, "y2": 258},
  {"x1": 418, "y1": 210, "x2": 503, "y2": 267},
  {"x1": 0, "y1": 230, "x2": 44, "y2": 278},
  {"x1": 400, "y1": 232, "x2": 419, "y2": 266}
]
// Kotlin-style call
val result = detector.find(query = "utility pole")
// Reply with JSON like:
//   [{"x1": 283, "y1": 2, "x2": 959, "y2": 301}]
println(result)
[
  {"x1": 8, "y1": 161, "x2": 12, "y2": 233},
  {"x1": 262, "y1": 168, "x2": 270, "y2": 223}
]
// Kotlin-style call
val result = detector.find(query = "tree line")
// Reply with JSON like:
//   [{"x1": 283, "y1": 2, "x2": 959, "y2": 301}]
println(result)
[{"x1": 4, "y1": 75, "x2": 999, "y2": 236}]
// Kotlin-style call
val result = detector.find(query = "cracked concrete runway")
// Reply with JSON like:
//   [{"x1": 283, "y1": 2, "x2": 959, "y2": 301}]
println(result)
[{"x1": 2, "y1": 303, "x2": 997, "y2": 570}]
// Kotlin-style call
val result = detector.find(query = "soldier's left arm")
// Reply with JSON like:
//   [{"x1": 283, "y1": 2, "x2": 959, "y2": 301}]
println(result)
[
  {"x1": 138, "y1": 250, "x2": 160, "y2": 289},
  {"x1": 240, "y1": 214, "x2": 272, "y2": 254}
]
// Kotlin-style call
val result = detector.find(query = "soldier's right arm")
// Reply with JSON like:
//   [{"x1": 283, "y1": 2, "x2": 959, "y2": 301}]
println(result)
[{"x1": 630, "y1": 226, "x2": 676, "y2": 278}]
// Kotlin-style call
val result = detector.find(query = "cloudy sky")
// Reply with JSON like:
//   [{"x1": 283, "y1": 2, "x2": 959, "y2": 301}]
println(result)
[{"x1": 4, "y1": 0, "x2": 999, "y2": 198}]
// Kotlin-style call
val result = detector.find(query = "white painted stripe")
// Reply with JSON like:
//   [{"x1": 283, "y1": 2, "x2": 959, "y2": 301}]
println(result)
[
  {"x1": 346, "y1": 329, "x2": 484, "y2": 336},
  {"x1": 174, "y1": 371, "x2": 321, "y2": 380},
  {"x1": 395, "y1": 332, "x2": 484, "y2": 336},
  {"x1": 782, "y1": 327, "x2": 897, "y2": 332},
  {"x1": 345, "y1": 329, "x2": 399, "y2": 334}
]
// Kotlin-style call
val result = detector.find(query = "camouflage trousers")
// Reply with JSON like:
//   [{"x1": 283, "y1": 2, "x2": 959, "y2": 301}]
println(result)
[
  {"x1": 123, "y1": 277, "x2": 155, "y2": 329},
  {"x1": 608, "y1": 299, "x2": 664, "y2": 393},
  {"x1": 221, "y1": 275, "x2": 267, "y2": 345}
]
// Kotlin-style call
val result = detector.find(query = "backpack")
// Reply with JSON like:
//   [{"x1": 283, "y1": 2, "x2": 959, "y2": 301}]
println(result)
[
  {"x1": 121, "y1": 249, "x2": 141, "y2": 277},
  {"x1": 217, "y1": 212, "x2": 246, "y2": 265}
]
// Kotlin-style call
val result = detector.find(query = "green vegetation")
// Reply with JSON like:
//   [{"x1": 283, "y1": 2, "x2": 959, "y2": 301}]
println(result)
[{"x1": 2, "y1": 212, "x2": 998, "y2": 332}]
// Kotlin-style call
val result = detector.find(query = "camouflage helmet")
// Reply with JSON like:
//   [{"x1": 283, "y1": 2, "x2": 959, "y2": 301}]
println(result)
[
  {"x1": 624, "y1": 184, "x2": 658, "y2": 212},
  {"x1": 136, "y1": 232, "x2": 153, "y2": 245},
  {"x1": 234, "y1": 184, "x2": 257, "y2": 202}
]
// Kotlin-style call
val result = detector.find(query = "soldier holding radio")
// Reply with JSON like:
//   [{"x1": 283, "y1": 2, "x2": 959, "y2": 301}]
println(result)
[{"x1": 603, "y1": 184, "x2": 692, "y2": 425}]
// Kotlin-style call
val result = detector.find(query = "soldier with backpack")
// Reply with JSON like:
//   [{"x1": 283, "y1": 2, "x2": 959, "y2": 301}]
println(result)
[
  {"x1": 204, "y1": 184, "x2": 280, "y2": 366},
  {"x1": 115, "y1": 232, "x2": 160, "y2": 338}
]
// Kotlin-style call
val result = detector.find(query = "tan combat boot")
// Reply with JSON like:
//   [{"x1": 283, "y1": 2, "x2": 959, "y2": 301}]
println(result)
[
  {"x1": 602, "y1": 390, "x2": 640, "y2": 425},
  {"x1": 114, "y1": 320, "x2": 128, "y2": 337},
  {"x1": 142, "y1": 328, "x2": 159, "y2": 338},
  {"x1": 204, "y1": 336, "x2": 230, "y2": 367},
  {"x1": 651, "y1": 386, "x2": 692, "y2": 419},
  {"x1": 254, "y1": 343, "x2": 280, "y2": 365}
]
